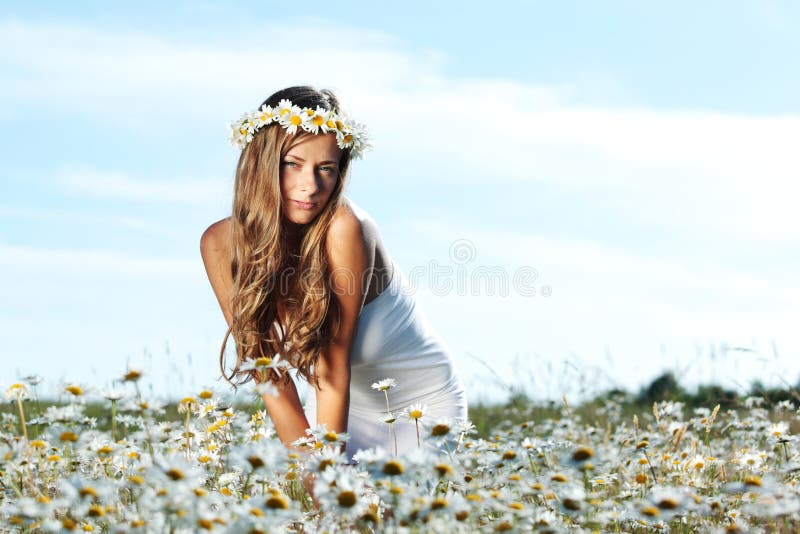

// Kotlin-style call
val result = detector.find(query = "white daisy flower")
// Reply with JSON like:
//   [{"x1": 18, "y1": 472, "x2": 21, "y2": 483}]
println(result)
[
  {"x1": 323, "y1": 114, "x2": 341, "y2": 134},
  {"x1": 768, "y1": 421, "x2": 790, "y2": 440},
  {"x1": 379, "y1": 412, "x2": 397, "y2": 424},
  {"x1": 347, "y1": 120, "x2": 372, "y2": 159},
  {"x1": 371, "y1": 378, "x2": 397, "y2": 391},
  {"x1": 100, "y1": 387, "x2": 126, "y2": 402},
  {"x1": 22, "y1": 374, "x2": 43, "y2": 386},
  {"x1": 4, "y1": 382, "x2": 29, "y2": 400},
  {"x1": 278, "y1": 104, "x2": 307, "y2": 134},
  {"x1": 304, "y1": 106, "x2": 329, "y2": 134},
  {"x1": 255, "y1": 104, "x2": 276, "y2": 126},
  {"x1": 404, "y1": 403, "x2": 427, "y2": 421},
  {"x1": 229, "y1": 113, "x2": 255, "y2": 149},
  {"x1": 239, "y1": 354, "x2": 290, "y2": 379},
  {"x1": 275, "y1": 98, "x2": 294, "y2": 118}
]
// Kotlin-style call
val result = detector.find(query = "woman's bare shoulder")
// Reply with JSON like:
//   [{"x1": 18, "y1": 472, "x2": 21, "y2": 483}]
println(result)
[
  {"x1": 200, "y1": 217, "x2": 232, "y2": 255},
  {"x1": 328, "y1": 201, "x2": 364, "y2": 243},
  {"x1": 200, "y1": 217, "x2": 231, "y2": 263}
]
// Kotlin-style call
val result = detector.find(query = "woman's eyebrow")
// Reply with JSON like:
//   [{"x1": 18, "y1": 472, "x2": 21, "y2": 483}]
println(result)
[{"x1": 284, "y1": 155, "x2": 339, "y2": 165}]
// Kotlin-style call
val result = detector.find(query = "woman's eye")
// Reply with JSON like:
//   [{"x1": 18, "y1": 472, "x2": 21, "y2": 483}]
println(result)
[{"x1": 281, "y1": 161, "x2": 298, "y2": 168}]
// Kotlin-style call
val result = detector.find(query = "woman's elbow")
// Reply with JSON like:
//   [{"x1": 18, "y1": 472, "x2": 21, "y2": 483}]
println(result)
[{"x1": 315, "y1": 368, "x2": 351, "y2": 393}]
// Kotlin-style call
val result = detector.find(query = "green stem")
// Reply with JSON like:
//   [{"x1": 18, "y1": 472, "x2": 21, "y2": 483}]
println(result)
[
  {"x1": 111, "y1": 399, "x2": 118, "y2": 442},
  {"x1": 184, "y1": 410, "x2": 191, "y2": 461},
  {"x1": 134, "y1": 383, "x2": 155, "y2": 460},
  {"x1": 383, "y1": 390, "x2": 391, "y2": 414},
  {"x1": 15, "y1": 397, "x2": 28, "y2": 442}
]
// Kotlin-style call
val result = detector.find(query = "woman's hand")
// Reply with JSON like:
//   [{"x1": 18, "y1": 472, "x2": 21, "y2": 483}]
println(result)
[{"x1": 301, "y1": 470, "x2": 321, "y2": 511}]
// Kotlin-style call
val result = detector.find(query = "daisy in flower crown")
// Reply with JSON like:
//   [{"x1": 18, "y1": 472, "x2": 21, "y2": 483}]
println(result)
[{"x1": 200, "y1": 84, "x2": 468, "y2": 484}]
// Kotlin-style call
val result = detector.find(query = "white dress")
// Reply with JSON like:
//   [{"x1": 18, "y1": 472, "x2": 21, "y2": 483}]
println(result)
[{"x1": 303, "y1": 205, "x2": 468, "y2": 461}]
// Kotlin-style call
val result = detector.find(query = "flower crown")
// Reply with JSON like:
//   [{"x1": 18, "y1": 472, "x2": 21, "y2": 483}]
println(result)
[{"x1": 228, "y1": 98, "x2": 372, "y2": 159}]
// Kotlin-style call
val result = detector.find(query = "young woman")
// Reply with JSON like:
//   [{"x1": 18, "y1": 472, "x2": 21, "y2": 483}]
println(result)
[{"x1": 200, "y1": 86, "x2": 467, "y2": 464}]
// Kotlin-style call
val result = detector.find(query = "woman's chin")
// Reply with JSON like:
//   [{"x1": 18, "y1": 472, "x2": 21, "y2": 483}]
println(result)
[{"x1": 284, "y1": 211, "x2": 317, "y2": 226}]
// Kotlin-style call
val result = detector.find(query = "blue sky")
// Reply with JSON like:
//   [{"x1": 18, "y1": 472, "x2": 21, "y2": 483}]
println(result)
[{"x1": 1, "y1": 1, "x2": 798, "y2": 403}]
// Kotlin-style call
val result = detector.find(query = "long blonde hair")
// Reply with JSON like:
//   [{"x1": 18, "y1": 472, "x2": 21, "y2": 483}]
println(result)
[{"x1": 219, "y1": 86, "x2": 353, "y2": 390}]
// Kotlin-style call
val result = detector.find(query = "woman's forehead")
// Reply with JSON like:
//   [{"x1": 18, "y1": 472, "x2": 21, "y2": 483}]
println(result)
[{"x1": 285, "y1": 132, "x2": 341, "y2": 160}]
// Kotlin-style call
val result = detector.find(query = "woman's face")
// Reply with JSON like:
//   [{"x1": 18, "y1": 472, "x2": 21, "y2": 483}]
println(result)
[{"x1": 279, "y1": 132, "x2": 343, "y2": 226}]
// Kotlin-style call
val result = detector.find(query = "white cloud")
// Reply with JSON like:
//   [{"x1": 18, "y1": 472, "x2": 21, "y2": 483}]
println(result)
[
  {"x1": 408, "y1": 219, "x2": 799, "y2": 305},
  {"x1": 400, "y1": 220, "x2": 800, "y2": 399},
  {"x1": 2, "y1": 18, "x2": 796, "y2": 245},
  {"x1": 0, "y1": 18, "x2": 441, "y2": 124},
  {"x1": 0, "y1": 242, "x2": 199, "y2": 278},
  {"x1": 54, "y1": 167, "x2": 230, "y2": 204}
]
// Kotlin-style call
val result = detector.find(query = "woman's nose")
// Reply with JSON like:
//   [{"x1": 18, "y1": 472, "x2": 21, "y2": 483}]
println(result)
[{"x1": 298, "y1": 167, "x2": 319, "y2": 193}]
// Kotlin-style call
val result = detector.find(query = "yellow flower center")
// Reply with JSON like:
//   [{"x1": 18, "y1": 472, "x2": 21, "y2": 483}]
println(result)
[
  {"x1": 166, "y1": 468, "x2": 185, "y2": 481},
  {"x1": 658, "y1": 498, "x2": 679, "y2": 510},
  {"x1": 571, "y1": 446, "x2": 594, "y2": 462},
  {"x1": 266, "y1": 495, "x2": 289, "y2": 509},
  {"x1": 79, "y1": 487, "x2": 98, "y2": 499},
  {"x1": 66, "y1": 385, "x2": 84, "y2": 396},
  {"x1": 247, "y1": 455, "x2": 265, "y2": 469},
  {"x1": 744, "y1": 475, "x2": 762, "y2": 487},
  {"x1": 434, "y1": 463, "x2": 453, "y2": 476},
  {"x1": 123, "y1": 370, "x2": 142, "y2": 381},
  {"x1": 641, "y1": 506, "x2": 660, "y2": 517},
  {"x1": 431, "y1": 424, "x2": 450, "y2": 437},
  {"x1": 88, "y1": 505, "x2": 105, "y2": 517},
  {"x1": 60, "y1": 431, "x2": 79, "y2": 442},
  {"x1": 432, "y1": 497, "x2": 448, "y2": 509},
  {"x1": 383, "y1": 460, "x2": 405, "y2": 475},
  {"x1": 337, "y1": 490, "x2": 357, "y2": 507}
]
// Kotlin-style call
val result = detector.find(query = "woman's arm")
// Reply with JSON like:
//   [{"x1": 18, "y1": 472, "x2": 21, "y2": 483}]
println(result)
[
  {"x1": 313, "y1": 206, "x2": 370, "y2": 450},
  {"x1": 199, "y1": 219, "x2": 312, "y2": 451}
]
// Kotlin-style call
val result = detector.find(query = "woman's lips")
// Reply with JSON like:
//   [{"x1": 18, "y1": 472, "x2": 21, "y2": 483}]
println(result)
[{"x1": 291, "y1": 199, "x2": 315, "y2": 210}]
